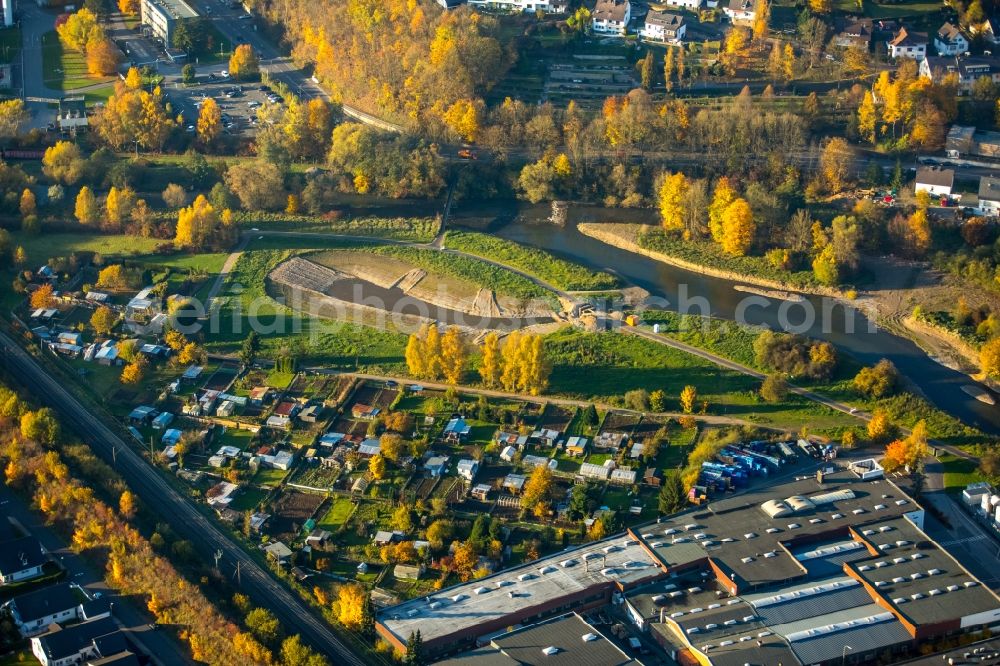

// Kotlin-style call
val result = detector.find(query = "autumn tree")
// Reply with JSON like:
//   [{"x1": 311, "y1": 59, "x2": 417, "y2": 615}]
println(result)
[
  {"x1": 96, "y1": 264, "x2": 130, "y2": 290},
  {"x1": 442, "y1": 98, "x2": 481, "y2": 142},
  {"x1": 680, "y1": 385, "x2": 697, "y2": 413},
  {"x1": 858, "y1": 91, "x2": 878, "y2": 144},
  {"x1": 854, "y1": 359, "x2": 899, "y2": 398},
  {"x1": 57, "y1": 8, "x2": 101, "y2": 53},
  {"x1": 881, "y1": 421, "x2": 929, "y2": 474},
  {"x1": 75, "y1": 186, "x2": 100, "y2": 226},
  {"x1": 820, "y1": 137, "x2": 853, "y2": 193},
  {"x1": 224, "y1": 161, "x2": 284, "y2": 211},
  {"x1": 439, "y1": 327, "x2": 467, "y2": 385},
  {"x1": 105, "y1": 186, "x2": 136, "y2": 229},
  {"x1": 0, "y1": 99, "x2": 29, "y2": 138},
  {"x1": 90, "y1": 306, "x2": 118, "y2": 335},
  {"x1": 19, "y1": 189, "x2": 36, "y2": 219},
  {"x1": 119, "y1": 490, "x2": 137, "y2": 519},
  {"x1": 479, "y1": 331, "x2": 502, "y2": 388},
  {"x1": 981, "y1": 337, "x2": 1000, "y2": 378},
  {"x1": 521, "y1": 464, "x2": 553, "y2": 515},
  {"x1": 336, "y1": 584, "x2": 371, "y2": 631},
  {"x1": 174, "y1": 195, "x2": 229, "y2": 250},
  {"x1": 867, "y1": 408, "x2": 895, "y2": 444},
  {"x1": 120, "y1": 356, "x2": 148, "y2": 385},
  {"x1": 658, "y1": 172, "x2": 689, "y2": 232},
  {"x1": 369, "y1": 453, "x2": 386, "y2": 480},
  {"x1": 720, "y1": 198, "x2": 755, "y2": 256},
  {"x1": 30, "y1": 284, "x2": 55, "y2": 310},
  {"x1": 812, "y1": 244, "x2": 839, "y2": 286},
  {"x1": 197, "y1": 97, "x2": 222, "y2": 147},
  {"x1": 86, "y1": 35, "x2": 120, "y2": 76},
  {"x1": 708, "y1": 177, "x2": 737, "y2": 242},
  {"x1": 94, "y1": 77, "x2": 174, "y2": 151},
  {"x1": 760, "y1": 373, "x2": 788, "y2": 402},
  {"x1": 229, "y1": 44, "x2": 260, "y2": 80},
  {"x1": 118, "y1": 0, "x2": 139, "y2": 15},
  {"x1": 42, "y1": 141, "x2": 86, "y2": 184}
]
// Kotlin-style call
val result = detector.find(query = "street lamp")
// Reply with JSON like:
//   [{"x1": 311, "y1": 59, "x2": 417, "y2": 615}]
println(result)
[{"x1": 842, "y1": 645, "x2": 853, "y2": 665}]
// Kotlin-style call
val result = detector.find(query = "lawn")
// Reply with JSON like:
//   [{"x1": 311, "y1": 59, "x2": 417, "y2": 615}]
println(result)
[
  {"x1": 939, "y1": 453, "x2": 983, "y2": 493},
  {"x1": 0, "y1": 650, "x2": 35, "y2": 666},
  {"x1": 11, "y1": 233, "x2": 165, "y2": 267},
  {"x1": 834, "y1": 0, "x2": 942, "y2": 19},
  {"x1": 41, "y1": 31, "x2": 115, "y2": 91},
  {"x1": 230, "y1": 488, "x2": 268, "y2": 511},
  {"x1": 318, "y1": 497, "x2": 355, "y2": 532},
  {"x1": 444, "y1": 231, "x2": 620, "y2": 292},
  {"x1": 236, "y1": 212, "x2": 440, "y2": 242},
  {"x1": 264, "y1": 371, "x2": 296, "y2": 388},
  {"x1": 133, "y1": 252, "x2": 230, "y2": 275},
  {"x1": 215, "y1": 427, "x2": 257, "y2": 451},
  {"x1": 252, "y1": 466, "x2": 290, "y2": 487}
]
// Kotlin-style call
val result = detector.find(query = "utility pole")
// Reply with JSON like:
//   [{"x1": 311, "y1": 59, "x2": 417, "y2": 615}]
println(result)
[{"x1": 213, "y1": 549, "x2": 223, "y2": 573}]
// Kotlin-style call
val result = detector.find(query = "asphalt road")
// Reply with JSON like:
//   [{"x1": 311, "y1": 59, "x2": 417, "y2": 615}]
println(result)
[
  {"x1": 0, "y1": 485, "x2": 193, "y2": 665},
  {"x1": 0, "y1": 329, "x2": 367, "y2": 666}
]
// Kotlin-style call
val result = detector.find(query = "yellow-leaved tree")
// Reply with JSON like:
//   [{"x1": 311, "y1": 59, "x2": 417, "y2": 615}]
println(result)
[
  {"x1": 479, "y1": 331, "x2": 502, "y2": 388},
  {"x1": 708, "y1": 176, "x2": 737, "y2": 242},
  {"x1": 197, "y1": 97, "x2": 222, "y2": 147},
  {"x1": 229, "y1": 44, "x2": 259, "y2": 81},
  {"x1": 658, "y1": 172, "x2": 689, "y2": 232},
  {"x1": 442, "y1": 98, "x2": 481, "y2": 143},
  {"x1": 174, "y1": 195, "x2": 221, "y2": 250},
  {"x1": 75, "y1": 186, "x2": 100, "y2": 226},
  {"x1": 680, "y1": 385, "x2": 698, "y2": 414},
  {"x1": 719, "y1": 198, "x2": 755, "y2": 256},
  {"x1": 439, "y1": 326, "x2": 467, "y2": 385}
]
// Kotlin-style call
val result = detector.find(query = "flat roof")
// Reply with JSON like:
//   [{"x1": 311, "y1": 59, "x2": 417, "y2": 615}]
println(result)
[
  {"x1": 144, "y1": 0, "x2": 198, "y2": 19},
  {"x1": 491, "y1": 613, "x2": 638, "y2": 666},
  {"x1": 378, "y1": 535, "x2": 664, "y2": 646}
]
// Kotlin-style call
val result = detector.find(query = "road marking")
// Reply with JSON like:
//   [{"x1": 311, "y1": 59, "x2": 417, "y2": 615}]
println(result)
[{"x1": 939, "y1": 534, "x2": 989, "y2": 547}]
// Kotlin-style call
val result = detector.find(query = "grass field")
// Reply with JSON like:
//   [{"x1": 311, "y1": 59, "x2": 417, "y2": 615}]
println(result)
[
  {"x1": 939, "y1": 453, "x2": 983, "y2": 492},
  {"x1": 318, "y1": 497, "x2": 355, "y2": 532},
  {"x1": 12, "y1": 233, "x2": 165, "y2": 266},
  {"x1": 41, "y1": 31, "x2": 115, "y2": 91},
  {"x1": 444, "y1": 231, "x2": 620, "y2": 292},
  {"x1": 237, "y1": 213, "x2": 440, "y2": 242}
]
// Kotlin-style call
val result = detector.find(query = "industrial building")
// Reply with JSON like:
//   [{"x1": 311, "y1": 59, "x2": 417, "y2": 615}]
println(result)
[
  {"x1": 140, "y1": 0, "x2": 199, "y2": 45},
  {"x1": 377, "y1": 465, "x2": 1000, "y2": 664}
]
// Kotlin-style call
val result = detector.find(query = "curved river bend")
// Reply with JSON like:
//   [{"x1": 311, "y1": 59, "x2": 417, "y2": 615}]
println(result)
[{"x1": 452, "y1": 202, "x2": 1000, "y2": 435}]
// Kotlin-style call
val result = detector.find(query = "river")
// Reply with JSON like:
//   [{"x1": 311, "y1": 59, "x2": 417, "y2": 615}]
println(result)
[{"x1": 451, "y1": 201, "x2": 1000, "y2": 435}]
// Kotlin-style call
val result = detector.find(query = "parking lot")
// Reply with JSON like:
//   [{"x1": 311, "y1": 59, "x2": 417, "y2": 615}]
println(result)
[{"x1": 165, "y1": 73, "x2": 286, "y2": 136}]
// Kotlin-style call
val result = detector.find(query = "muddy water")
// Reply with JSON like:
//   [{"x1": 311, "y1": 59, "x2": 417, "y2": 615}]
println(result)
[
  {"x1": 449, "y1": 201, "x2": 1000, "y2": 434},
  {"x1": 324, "y1": 278, "x2": 554, "y2": 331}
]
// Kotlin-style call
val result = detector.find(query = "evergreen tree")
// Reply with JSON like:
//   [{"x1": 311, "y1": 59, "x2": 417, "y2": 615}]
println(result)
[
  {"x1": 240, "y1": 331, "x2": 260, "y2": 367},
  {"x1": 405, "y1": 630, "x2": 425, "y2": 666},
  {"x1": 658, "y1": 471, "x2": 686, "y2": 514}
]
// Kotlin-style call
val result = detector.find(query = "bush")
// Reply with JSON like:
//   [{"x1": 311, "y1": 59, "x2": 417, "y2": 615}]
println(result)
[
  {"x1": 753, "y1": 330, "x2": 837, "y2": 380},
  {"x1": 853, "y1": 359, "x2": 899, "y2": 398}
]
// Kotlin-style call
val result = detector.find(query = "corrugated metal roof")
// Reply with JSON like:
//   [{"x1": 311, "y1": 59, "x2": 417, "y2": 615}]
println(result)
[
  {"x1": 788, "y1": 617, "x2": 911, "y2": 664},
  {"x1": 753, "y1": 585, "x2": 874, "y2": 626}
]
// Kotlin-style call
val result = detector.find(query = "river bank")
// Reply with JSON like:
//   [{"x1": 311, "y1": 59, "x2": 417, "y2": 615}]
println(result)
[{"x1": 576, "y1": 223, "x2": 846, "y2": 300}]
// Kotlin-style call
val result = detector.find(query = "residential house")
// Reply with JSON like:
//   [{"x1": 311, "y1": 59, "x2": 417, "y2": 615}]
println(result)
[
  {"x1": 138, "y1": 343, "x2": 170, "y2": 360},
  {"x1": 456, "y1": 459, "x2": 479, "y2": 481},
  {"x1": 351, "y1": 404, "x2": 380, "y2": 420},
  {"x1": 260, "y1": 450, "x2": 295, "y2": 471},
  {"x1": 921, "y1": 55, "x2": 1000, "y2": 92},
  {"x1": 888, "y1": 27, "x2": 927, "y2": 59},
  {"x1": 265, "y1": 415, "x2": 291, "y2": 430},
  {"x1": 470, "y1": 484, "x2": 491, "y2": 501},
  {"x1": 8, "y1": 583, "x2": 80, "y2": 637},
  {"x1": 502, "y1": 473, "x2": 526, "y2": 494},
  {"x1": 833, "y1": 19, "x2": 874, "y2": 49},
  {"x1": 467, "y1": 0, "x2": 561, "y2": 11},
  {"x1": 980, "y1": 176, "x2": 1000, "y2": 215},
  {"x1": 273, "y1": 400, "x2": 300, "y2": 419},
  {"x1": 640, "y1": 10, "x2": 686, "y2": 43},
  {"x1": 499, "y1": 445, "x2": 517, "y2": 462},
  {"x1": 319, "y1": 432, "x2": 345, "y2": 448},
  {"x1": 249, "y1": 513, "x2": 270, "y2": 533},
  {"x1": 443, "y1": 417, "x2": 472, "y2": 443},
  {"x1": 30, "y1": 616, "x2": 125, "y2": 666},
  {"x1": 915, "y1": 166, "x2": 955, "y2": 197},
  {"x1": 305, "y1": 529, "x2": 333, "y2": 550},
  {"x1": 216, "y1": 400, "x2": 236, "y2": 418},
  {"x1": 579, "y1": 462, "x2": 611, "y2": 481},
  {"x1": 0, "y1": 537, "x2": 47, "y2": 584},
  {"x1": 56, "y1": 331, "x2": 82, "y2": 347},
  {"x1": 494, "y1": 431, "x2": 520, "y2": 447},
  {"x1": 985, "y1": 16, "x2": 1000, "y2": 45},
  {"x1": 661, "y1": 0, "x2": 700, "y2": 10},
  {"x1": 298, "y1": 403, "x2": 322, "y2": 423},
  {"x1": 643, "y1": 467, "x2": 663, "y2": 486},
  {"x1": 206, "y1": 482, "x2": 238, "y2": 507},
  {"x1": 592, "y1": 0, "x2": 631, "y2": 35},
  {"x1": 425, "y1": 456, "x2": 449, "y2": 477},
  {"x1": 935, "y1": 22, "x2": 968, "y2": 55},
  {"x1": 565, "y1": 436, "x2": 588, "y2": 457},
  {"x1": 610, "y1": 468, "x2": 637, "y2": 485},
  {"x1": 724, "y1": 0, "x2": 754, "y2": 22}
]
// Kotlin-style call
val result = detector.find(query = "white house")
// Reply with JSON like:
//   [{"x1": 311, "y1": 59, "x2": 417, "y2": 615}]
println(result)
[
  {"x1": 425, "y1": 456, "x2": 449, "y2": 477},
  {"x1": 467, "y1": 0, "x2": 562, "y2": 11},
  {"x1": 500, "y1": 445, "x2": 517, "y2": 462},
  {"x1": 661, "y1": 0, "x2": 701, "y2": 10},
  {"x1": 0, "y1": 537, "x2": 46, "y2": 585},
  {"x1": 888, "y1": 27, "x2": 927, "y2": 60},
  {"x1": 31, "y1": 616, "x2": 121, "y2": 666},
  {"x1": 980, "y1": 176, "x2": 1000, "y2": 215},
  {"x1": 456, "y1": 459, "x2": 479, "y2": 482},
  {"x1": 592, "y1": 0, "x2": 631, "y2": 35},
  {"x1": 723, "y1": 0, "x2": 755, "y2": 22},
  {"x1": 9, "y1": 584, "x2": 80, "y2": 637},
  {"x1": 935, "y1": 23, "x2": 968, "y2": 56},
  {"x1": 914, "y1": 166, "x2": 955, "y2": 197},
  {"x1": 640, "y1": 10, "x2": 686, "y2": 43}
]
